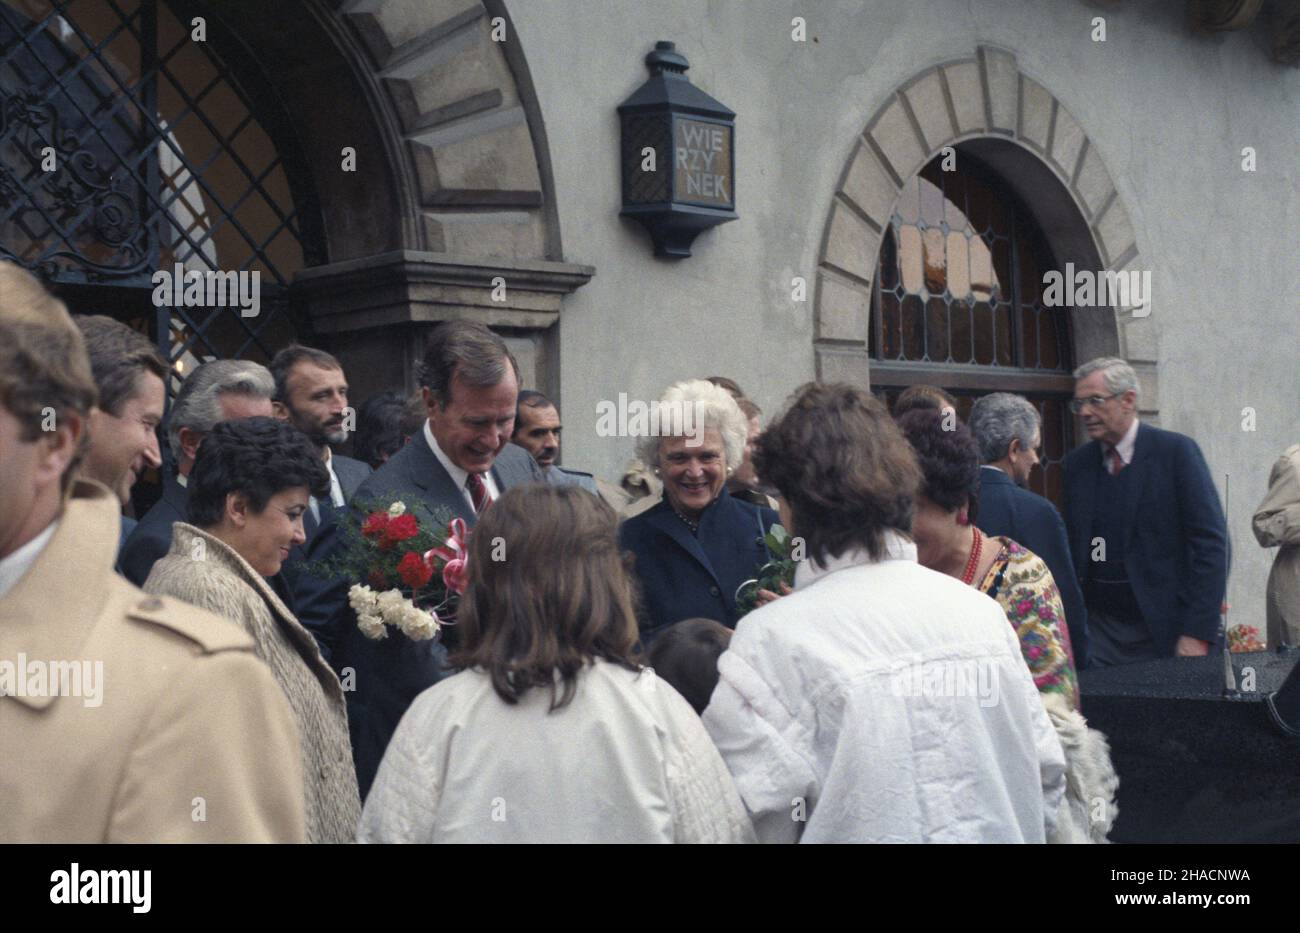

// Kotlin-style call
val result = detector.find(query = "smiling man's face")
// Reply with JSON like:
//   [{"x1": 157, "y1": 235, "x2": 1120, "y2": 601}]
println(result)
[
  {"x1": 426, "y1": 365, "x2": 519, "y2": 474},
  {"x1": 82, "y1": 371, "x2": 164, "y2": 505}
]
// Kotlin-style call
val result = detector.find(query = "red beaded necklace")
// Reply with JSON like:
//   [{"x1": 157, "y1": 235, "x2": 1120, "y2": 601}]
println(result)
[{"x1": 960, "y1": 525, "x2": 983, "y2": 586}]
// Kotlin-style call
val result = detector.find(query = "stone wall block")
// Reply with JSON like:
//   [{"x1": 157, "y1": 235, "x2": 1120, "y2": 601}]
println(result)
[
  {"x1": 815, "y1": 271, "x2": 872, "y2": 343},
  {"x1": 840, "y1": 142, "x2": 901, "y2": 228},
  {"x1": 979, "y1": 47, "x2": 1018, "y2": 134},
  {"x1": 902, "y1": 69, "x2": 954, "y2": 152},
  {"x1": 866, "y1": 96, "x2": 927, "y2": 183},
  {"x1": 823, "y1": 200, "x2": 882, "y2": 284},
  {"x1": 943, "y1": 61, "x2": 985, "y2": 135}
]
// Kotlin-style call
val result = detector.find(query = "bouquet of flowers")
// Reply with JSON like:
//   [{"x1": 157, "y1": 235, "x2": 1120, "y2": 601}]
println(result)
[
  {"x1": 305, "y1": 499, "x2": 469, "y2": 641},
  {"x1": 1227, "y1": 624, "x2": 1265, "y2": 653},
  {"x1": 735, "y1": 524, "x2": 797, "y2": 616}
]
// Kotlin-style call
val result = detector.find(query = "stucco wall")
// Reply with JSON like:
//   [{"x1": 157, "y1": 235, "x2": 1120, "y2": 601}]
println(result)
[{"x1": 507, "y1": 0, "x2": 1300, "y2": 631}]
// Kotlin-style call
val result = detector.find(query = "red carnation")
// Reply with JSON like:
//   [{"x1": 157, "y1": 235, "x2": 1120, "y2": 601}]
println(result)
[
  {"x1": 397, "y1": 551, "x2": 434, "y2": 591},
  {"x1": 367, "y1": 568, "x2": 389, "y2": 589},
  {"x1": 382, "y1": 513, "x2": 419, "y2": 547},
  {"x1": 361, "y1": 512, "x2": 390, "y2": 539}
]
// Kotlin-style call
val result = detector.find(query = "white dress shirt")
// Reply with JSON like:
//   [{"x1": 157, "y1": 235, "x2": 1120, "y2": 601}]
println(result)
[
  {"x1": 423, "y1": 420, "x2": 500, "y2": 511},
  {"x1": 309, "y1": 448, "x2": 346, "y2": 526},
  {"x1": 1108, "y1": 417, "x2": 1140, "y2": 468},
  {"x1": 703, "y1": 530, "x2": 1066, "y2": 843},
  {"x1": 0, "y1": 521, "x2": 59, "y2": 600},
  {"x1": 322, "y1": 447, "x2": 345, "y2": 507}
]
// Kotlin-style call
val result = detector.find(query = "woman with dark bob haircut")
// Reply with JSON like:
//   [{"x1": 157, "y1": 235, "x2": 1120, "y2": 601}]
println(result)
[
  {"x1": 144, "y1": 416, "x2": 361, "y2": 843},
  {"x1": 358, "y1": 484, "x2": 753, "y2": 843},
  {"x1": 701, "y1": 383, "x2": 1067, "y2": 843},
  {"x1": 896, "y1": 409, "x2": 1079, "y2": 709}
]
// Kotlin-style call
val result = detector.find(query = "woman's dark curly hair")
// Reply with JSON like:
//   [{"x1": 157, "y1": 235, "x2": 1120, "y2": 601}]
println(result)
[
  {"x1": 187, "y1": 416, "x2": 330, "y2": 527},
  {"x1": 896, "y1": 409, "x2": 981, "y2": 521},
  {"x1": 754, "y1": 382, "x2": 922, "y2": 566}
]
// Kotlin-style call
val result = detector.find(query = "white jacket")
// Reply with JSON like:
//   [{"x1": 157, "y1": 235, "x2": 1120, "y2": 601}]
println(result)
[
  {"x1": 703, "y1": 533, "x2": 1067, "y2": 843},
  {"x1": 358, "y1": 659, "x2": 754, "y2": 843}
]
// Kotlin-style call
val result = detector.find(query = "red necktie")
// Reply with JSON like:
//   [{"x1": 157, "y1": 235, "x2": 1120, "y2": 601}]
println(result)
[
  {"x1": 1108, "y1": 448, "x2": 1125, "y2": 476},
  {"x1": 466, "y1": 472, "x2": 491, "y2": 515}
]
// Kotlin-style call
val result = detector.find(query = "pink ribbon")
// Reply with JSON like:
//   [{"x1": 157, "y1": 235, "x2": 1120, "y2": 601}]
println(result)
[{"x1": 425, "y1": 516, "x2": 469, "y2": 566}]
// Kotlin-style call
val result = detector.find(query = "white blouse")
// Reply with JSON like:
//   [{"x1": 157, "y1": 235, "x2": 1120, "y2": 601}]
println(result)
[
  {"x1": 358, "y1": 659, "x2": 754, "y2": 843},
  {"x1": 703, "y1": 532, "x2": 1067, "y2": 843}
]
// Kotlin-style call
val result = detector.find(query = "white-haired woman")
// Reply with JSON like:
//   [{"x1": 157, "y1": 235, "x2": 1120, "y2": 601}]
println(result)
[{"x1": 618, "y1": 380, "x2": 779, "y2": 642}]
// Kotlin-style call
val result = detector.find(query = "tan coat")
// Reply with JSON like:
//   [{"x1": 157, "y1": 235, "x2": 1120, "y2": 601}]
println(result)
[
  {"x1": 1253, "y1": 444, "x2": 1300, "y2": 648},
  {"x1": 0, "y1": 481, "x2": 306, "y2": 842},
  {"x1": 145, "y1": 524, "x2": 361, "y2": 843}
]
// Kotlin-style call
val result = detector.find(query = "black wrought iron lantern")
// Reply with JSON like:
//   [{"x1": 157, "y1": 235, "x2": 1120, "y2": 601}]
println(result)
[{"x1": 618, "y1": 41, "x2": 737, "y2": 258}]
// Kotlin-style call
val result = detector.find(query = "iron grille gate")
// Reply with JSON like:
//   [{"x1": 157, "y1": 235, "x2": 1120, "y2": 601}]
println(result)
[{"x1": 0, "y1": 0, "x2": 323, "y2": 403}]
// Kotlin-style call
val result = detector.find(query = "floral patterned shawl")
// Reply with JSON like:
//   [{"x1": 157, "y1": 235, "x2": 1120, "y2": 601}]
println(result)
[{"x1": 978, "y1": 536, "x2": 1080, "y2": 711}]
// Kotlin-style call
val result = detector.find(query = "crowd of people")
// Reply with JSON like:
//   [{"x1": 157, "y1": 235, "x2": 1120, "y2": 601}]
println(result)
[{"x1": 1, "y1": 258, "x2": 1295, "y2": 843}]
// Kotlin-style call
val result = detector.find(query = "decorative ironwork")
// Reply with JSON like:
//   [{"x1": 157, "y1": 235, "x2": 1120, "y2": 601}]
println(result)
[
  {"x1": 0, "y1": 0, "x2": 322, "y2": 370},
  {"x1": 1, "y1": 88, "x2": 149, "y2": 277}
]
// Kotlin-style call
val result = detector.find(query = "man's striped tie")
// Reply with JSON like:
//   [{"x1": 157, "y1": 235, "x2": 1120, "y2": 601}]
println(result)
[{"x1": 466, "y1": 472, "x2": 491, "y2": 514}]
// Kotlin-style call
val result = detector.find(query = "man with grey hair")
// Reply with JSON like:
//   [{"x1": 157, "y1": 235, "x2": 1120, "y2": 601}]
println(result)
[
  {"x1": 970, "y1": 392, "x2": 1090, "y2": 668},
  {"x1": 1062, "y1": 357, "x2": 1228, "y2": 666},
  {"x1": 309, "y1": 319, "x2": 544, "y2": 799},
  {"x1": 118, "y1": 359, "x2": 274, "y2": 586}
]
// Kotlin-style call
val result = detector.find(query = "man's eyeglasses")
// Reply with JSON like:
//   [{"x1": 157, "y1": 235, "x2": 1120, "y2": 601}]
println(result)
[{"x1": 1069, "y1": 393, "x2": 1120, "y2": 414}]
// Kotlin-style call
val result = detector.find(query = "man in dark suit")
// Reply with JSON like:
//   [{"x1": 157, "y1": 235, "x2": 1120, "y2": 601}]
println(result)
[
  {"x1": 119, "y1": 359, "x2": 275, "y2": 586},
  {"x1": 970, "y1": 392, "x2": 1090, "y2": 669},
  {"x1": 267, "y1": 345, "x2": 374, "y2": 654},
  {"x1": 1063, "y1": 358, "x2": 1229, "y2": 667},
  {"x1": 306, "y1": 321, "x2": 544, "y2": 798}
]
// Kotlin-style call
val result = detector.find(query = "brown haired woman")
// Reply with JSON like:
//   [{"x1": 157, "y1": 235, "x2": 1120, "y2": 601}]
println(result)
[{"x1": 357, "y1": 484, "x2": 753, "y2": 843}]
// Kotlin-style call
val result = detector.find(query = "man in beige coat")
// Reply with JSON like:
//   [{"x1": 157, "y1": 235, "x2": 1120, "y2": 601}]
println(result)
[
  {"x1": 1254, "y1": 444, "x2": 1300, "y2": 649},
  {"x1": 0, "y1": 261, "x2": 306, "y2": 843}
]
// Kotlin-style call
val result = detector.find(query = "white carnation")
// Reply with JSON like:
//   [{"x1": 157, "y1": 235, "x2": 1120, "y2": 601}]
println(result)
[
  {"x1": 387, "y1": 501, "x2": 407, "y2": 517},
  {"x1": 357, "y1": 613, "x2": 388, "y2": 640},
  {"x1": 375, "y1": 588, "x2": 408, "y2": 624},
  {"x1": 400, "y1": 605, "x2": 440, "y2": 641},
  {"x1": 348, "y1": 584, "x2": 378, "y2": 615}
]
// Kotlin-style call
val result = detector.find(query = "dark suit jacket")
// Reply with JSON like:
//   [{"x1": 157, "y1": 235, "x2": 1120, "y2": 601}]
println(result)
[
  {"x1": 118, "y1": 475, "x2": 188, "y2": 586},
  {"x1": 304, "y1": 434, "x2": 544, "y2": 799},
  {"x1": 1062, "y1": 421, "x2": 1229, "y2": 654},
  {"x1": 619, "y1": 494, "x2": 778, "y2": 641},
  {"x1": 279, "y1": 452, "x2": 371, "y2": 665},
  {"x1": 976, "y1": 466, "x2": 1091, "y2": 669},
  {"x1": 330, "y1": 453, "x2": 371, "y2": 501}
]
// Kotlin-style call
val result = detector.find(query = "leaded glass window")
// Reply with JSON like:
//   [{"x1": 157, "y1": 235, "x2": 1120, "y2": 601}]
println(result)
[{"x1": 871, "y1": 154, "x2": 1075, "y2": 503}]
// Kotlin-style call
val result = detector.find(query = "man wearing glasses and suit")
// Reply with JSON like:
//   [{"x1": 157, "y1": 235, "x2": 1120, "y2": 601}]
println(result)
[{"x1": 1062, "y1": 357, "x2": 1229, "y2": 667}]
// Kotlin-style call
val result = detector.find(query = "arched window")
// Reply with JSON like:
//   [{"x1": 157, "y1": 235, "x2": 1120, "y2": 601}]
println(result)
[
  {"x1": 871, "y1": 152, "x2": 1075, "y2": 504},
  {"x1": 0, "y1": 0, "x2": 323, "y2": 372}
]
